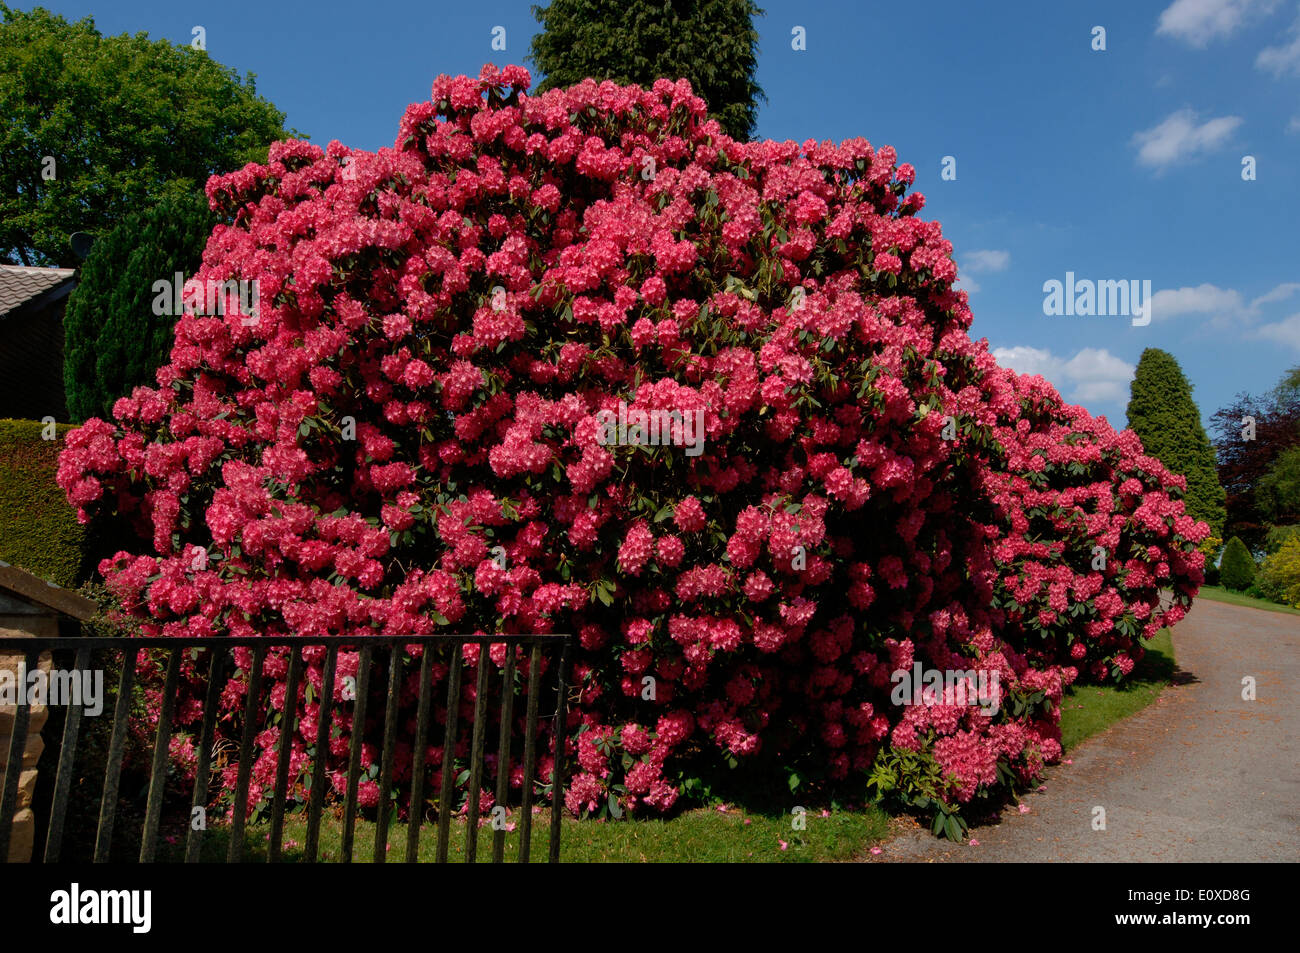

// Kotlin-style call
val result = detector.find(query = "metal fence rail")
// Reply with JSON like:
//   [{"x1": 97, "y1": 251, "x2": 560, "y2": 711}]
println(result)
[{"x1": 0, "y1": 633, "x2": 572, "y2": 863}]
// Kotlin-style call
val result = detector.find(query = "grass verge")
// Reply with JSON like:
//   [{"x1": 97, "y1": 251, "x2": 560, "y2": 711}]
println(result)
[
  {"x1": 1194, "y1": 584, "x2": 1300, "y2": 617},
  {"x1": 153, "y1": 802, "x2": 891, "y2": 863},
  {"x1": 1058, "y1": 626, "x2": 1175, "y2": 752}
]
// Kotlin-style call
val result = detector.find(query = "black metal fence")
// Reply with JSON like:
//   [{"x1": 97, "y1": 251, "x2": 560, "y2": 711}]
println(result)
[{"x1": 0, "y1": 633, "x2": 572, "y2": 863}]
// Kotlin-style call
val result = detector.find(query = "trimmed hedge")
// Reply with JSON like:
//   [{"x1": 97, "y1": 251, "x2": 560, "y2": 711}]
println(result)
[
  {"x1": 1219, "y1": 535, "x2": 1256, "y2": 592},
  {"x1": 0, "y1": 418, "x2": 87, "y2": 586}
]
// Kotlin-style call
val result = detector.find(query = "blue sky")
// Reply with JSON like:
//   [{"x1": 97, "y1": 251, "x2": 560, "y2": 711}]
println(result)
[{"x1": 22, "y1": 0, "x2": 1300, "y2": 430}]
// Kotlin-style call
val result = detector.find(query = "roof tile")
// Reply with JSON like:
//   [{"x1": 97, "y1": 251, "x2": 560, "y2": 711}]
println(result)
[{"x1": 0, "y1": 264, "x2": 76, "y2": 317}]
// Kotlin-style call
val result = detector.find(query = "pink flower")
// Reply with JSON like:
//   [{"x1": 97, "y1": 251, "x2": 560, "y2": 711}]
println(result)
[{"x1": 56, "y1": 65, "x2": 1206, "y2": 843}]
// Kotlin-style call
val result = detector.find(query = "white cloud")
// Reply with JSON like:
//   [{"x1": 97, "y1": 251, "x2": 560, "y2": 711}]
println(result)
[
  {"x1": 1156, "y1": 0, "x2": 1280, "y2": 47},
  {"x1": 993, "y1": 345, "x2": 1061, "y2": 379},
  {"x1": 1133, "y1": 109, "x2": 1243, "y2": 169},
  {"x1": 963, "y1": 249, "x2": 1011, "y2": 272},
  {"x1": 1145, "y1": 281, "x2": 1299, "y2": 327},
  {"x1": 1151, "y1": 282, "x2": 1247, "y2": 320},
  {"x1": 1289, "y1": 115, "x2": 1300, "y2": 133},
  {"x1": 954, "y1": 276, "x2": 980, "y2": 294},
  {"x1": 993, "y1": 345, "x2": 1135, "y2": 405},
  {"x1": 1257, "y1": 14, "x2": 1300, "y2": 75},
  {"x1": 1251, "y1": 282, "x2": 1300, "y2": 307},
  {"x1": 1254, "y1": 312, "x2": 1300, "y2": 349}
]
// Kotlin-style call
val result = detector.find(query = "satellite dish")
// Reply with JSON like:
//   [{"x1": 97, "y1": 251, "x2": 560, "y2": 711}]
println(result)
[{"x1": 69, "y1": 232, "x2": 96, "y2": 261}]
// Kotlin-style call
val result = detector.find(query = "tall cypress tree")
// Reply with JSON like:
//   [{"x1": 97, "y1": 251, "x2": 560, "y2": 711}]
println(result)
[
  {"x1": 1126, "y1": 348, "x2": 1226, "y2": 536},
  {"x1": 529, "y1": 0, "x2": 766, "y2": 140},
  {"x1": 63, "y1": 190, "x2": 216, "y2": 422}
]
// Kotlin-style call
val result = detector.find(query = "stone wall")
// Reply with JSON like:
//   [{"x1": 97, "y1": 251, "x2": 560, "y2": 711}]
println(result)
[{"x1": 0, "y1": 608, "x2": 56, "y2": 863}]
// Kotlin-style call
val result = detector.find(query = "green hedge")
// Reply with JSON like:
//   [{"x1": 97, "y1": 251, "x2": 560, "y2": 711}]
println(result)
[{"x1": 0, "y1": 418, "x2": 87, "y2": 586}]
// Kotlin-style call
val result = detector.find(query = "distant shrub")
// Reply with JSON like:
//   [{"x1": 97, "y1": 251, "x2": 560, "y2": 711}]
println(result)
[
  {"x1": 1219, "y1": 536, "x2": 1256, "y2": 592},
  {"x1": 1256, "y1": 537, "x2": 1300, "y2": 608}
]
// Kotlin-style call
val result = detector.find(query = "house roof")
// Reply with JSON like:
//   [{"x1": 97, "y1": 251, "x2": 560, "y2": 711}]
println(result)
[
  {"x1": 0, "y1": 562, "x2": 98, "y2": 621},
  {"x1": 0, "y1": 264, "x2": 76, "y2": 318}
]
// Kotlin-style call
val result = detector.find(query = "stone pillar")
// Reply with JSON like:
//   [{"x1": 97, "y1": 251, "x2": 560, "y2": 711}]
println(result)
[{"x1": 0, "y1": 598, "x2": 56, "y2": 863}]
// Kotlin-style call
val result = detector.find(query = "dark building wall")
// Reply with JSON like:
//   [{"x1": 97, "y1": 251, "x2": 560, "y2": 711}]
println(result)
[{"x1": 0, "y1": 298, "x2": 70, "y2": 422}]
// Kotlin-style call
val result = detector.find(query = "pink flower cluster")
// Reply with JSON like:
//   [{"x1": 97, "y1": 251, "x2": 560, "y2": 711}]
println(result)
[
  {"x1": 57, "y1": 65, "x2": 1204, "y2": 829},
  {"x1": 983, "y1": 366, "x2": 1206, "y2": 682}
]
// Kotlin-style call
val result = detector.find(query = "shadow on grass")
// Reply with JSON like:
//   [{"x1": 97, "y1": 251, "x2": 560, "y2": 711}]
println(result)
[
  {"x1": 1058, "y1": 627, "x2": 1184, "y2": 752},
  {"x1": 1131, "y1": 635, "x2": 1197, "y2": 688}
]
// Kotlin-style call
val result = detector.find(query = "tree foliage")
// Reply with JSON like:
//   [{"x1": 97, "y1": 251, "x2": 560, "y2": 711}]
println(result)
[
  {"x1": 1218, "y1": 535, "x2": 1256, "y2": 592},
  {"x1": 1125, "y1": 348, "x2": 1226, "y2": 537},
  {"x1": 1264, "y1": 523, "x2": 1300, "y2": 555},
  {"x1": 529, "y1": 0, "x2": 765, "y2": 140},
  {"x1": 1210, "y1": 371, "x2": 1300, "y2": 549},
  {"x1": 0, "y1": 4, "x2": 293, "y2": 266},
  {"x1": 1256, "y1": 445, "x2": 1300, "y2": 525},
  {"x1": 62, "y1": 190, "x2": 217, "y2": 423}
]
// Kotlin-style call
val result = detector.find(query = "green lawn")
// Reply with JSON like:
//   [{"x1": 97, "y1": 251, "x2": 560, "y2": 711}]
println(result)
[
  {"x1": 1195, "y1": 584, "x2": 1300, "y2": 617},
  {"x1": 159, "y1": 802, "x2": 892, "y2": 863},
  {"x1": 1058, "y1": 627, "x2": 1175, "y2": 752}
]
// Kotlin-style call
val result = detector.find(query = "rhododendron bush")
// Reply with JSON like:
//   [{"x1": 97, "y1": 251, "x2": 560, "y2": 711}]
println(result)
[
  {"x1": 57, "y1": 65, "x2": 1206, "y2": 833},
  {"x1": 986, "y1": 368, "x2": 1204, "y2": 682}
]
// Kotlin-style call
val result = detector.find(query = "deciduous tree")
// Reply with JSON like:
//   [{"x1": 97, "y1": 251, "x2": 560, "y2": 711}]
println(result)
[{"x1": 0, "y1": 4, "x2": 293, "y2": 266}]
